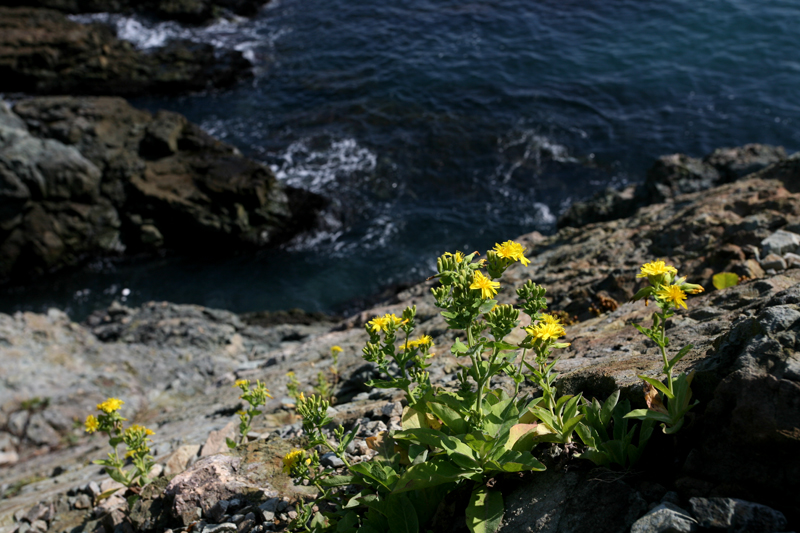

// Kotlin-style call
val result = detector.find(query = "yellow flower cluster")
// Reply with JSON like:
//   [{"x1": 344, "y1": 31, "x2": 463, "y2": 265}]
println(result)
[
  {"x1": 97, "y1": 398, "x2": 124, "y2": 414},
  {"x1": 404, "y1": 335, "x2": 434, "y2": 350},
  {"x1": 470, "y1": 271, "x2": 500, "y2": 299},
  {"x1": 637, "y1": 260, "x2": 678, "y2": 278},
  {"x1": 125, "y1": 424, "x2": 155, "y2": 436},
  {"x1": 493, "y1": 240, "x2": 531, "y2": 266},
  {"x1": 330, "y1": 345, "x2": 343, "y2": 355},
  {"x1": 282, "y1": 448, "x2": 305, "y2": 474},
  {"x1": 656, "y1": 284, "x2": 688, "y2": 309},
  {"x1": 85, "y1": 414, "x2": 99, "y2": 433},
  {"x1": 368, "y1": 313, "x2": 406, "y2": 333},
  {"x1": 234, "y1": 379, "x2": 249, "y2": 388},
  {"x1": 525, "y1": 314, "x2": 567, "y2": 342},
  {"x1": 443, "y1": 251, "x2": 465, "y2": 263}
]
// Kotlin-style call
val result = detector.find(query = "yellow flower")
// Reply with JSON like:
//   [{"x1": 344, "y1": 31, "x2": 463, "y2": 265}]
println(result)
[
  {"x1": 525, "y1": 322, "x2": 566, "y2": 342},
  {"x1": 540, "y1": 313, "x2": 560, "y2": 326},
  {"x1": 637, "y1": 261, "x2": 678, "y2": 279},
  {"x1": 493, "y1": 240, "x2": 530, "y2": 267},
  {"x1": 656, "y1": 284, "x2": 687, "y2": 309},
  {"x1": 85, "y1": 415, "x2": 99, "y2": 433},
  {"x1": 283, "y1": 448, "x2": 305, "y2": 474},
  {"x1": 444, "y1": 251, "x2": 465, "y2": 263},
  {"x1": 97, "y1": 398, "x2": 124, "y2": 414},
  {"x1": 470, "y1": 271, "x2": 500, "y2": 299},
  {"x1": 234, "y1": 379, "x2": 249, "y2": 388},
  {"x1": 330, "y1": 345, "x2": 343, "y2": 355},
  {"x1": 125, "y1": 424, "x2": 155, "y2": 436},
  {"x1": 297, "y1": 392, "x2": 305, "y2": 403},
  {"x1": 405, "y1": 335, "x2": 434, "y2": 350},
  {"x1": 368, "y1": 313, "x2": 405, "y2": 333}
]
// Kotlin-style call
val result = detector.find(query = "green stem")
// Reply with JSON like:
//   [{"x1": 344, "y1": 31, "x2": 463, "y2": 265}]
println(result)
[
  {"x1": 513, "y1": 348, "x2": 528, "y2": 397},
  {"x1": 658, "y1": 312, "x2": 674, "y2": 396}
]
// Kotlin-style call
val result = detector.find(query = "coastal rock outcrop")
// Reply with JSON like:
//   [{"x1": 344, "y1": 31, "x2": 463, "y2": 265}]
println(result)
[
  {"x1": 0, "y1": 97, "x2": 325, "y2": 281},
  {"x1": 0, "y1": 7, "x2": 252, "y2": 96},
  {"x1": 558, "y1": 143, "x2": 787, "y2": 229},
  {"x1": 0, "y1": 0, "x2": 270, "y2": 24},
  {"x1": 1, "y1": 154, "x2": 799, "y2": 531}
]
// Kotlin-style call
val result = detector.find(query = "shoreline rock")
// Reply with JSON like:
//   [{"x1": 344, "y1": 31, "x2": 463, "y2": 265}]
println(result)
[
  {"x1": 0, "y1": 7, "x2": 252, "y2": 97},
  {"x1": 0, "y1": 96, "x2": 327, "y2": 282}
]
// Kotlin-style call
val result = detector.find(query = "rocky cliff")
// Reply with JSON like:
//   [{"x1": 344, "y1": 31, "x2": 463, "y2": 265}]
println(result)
[
  {"x1": 1, "y1": 152, "x2": 799, "y2": 533},
  {"x1": 0, "y1": 97, "x2": 325, "y2": 281}
]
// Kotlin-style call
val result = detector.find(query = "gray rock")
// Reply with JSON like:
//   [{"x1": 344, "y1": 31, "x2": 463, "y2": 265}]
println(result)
[
  {"x1": 72, "y1": 493, "x2": 92, "y2": 510},
  {"x1": 761, "y1": 230, "x2": 800, "y2": 257},
  {"x1": 784, "y1": 252, "x2": 800, "y2": 268},
  {"x1": 761, "y1": 253, "x2": 787, "y2": 271},
  {"x1": 206, "y1": 500, "x2": 229, "y2": 524},
  {"x1": 319, "y1": 453, "x2": 344, "y2": 468},
  {"x1": 7, "y1": 411, "x2": 28, "y2": 437},
  {"x1": 25, "y1": 413, "x2": 61, "y2": 446},
  {"x1": 705, "y1": 144, "x2": 787, "y2": 181},
  {"x1": 689, "y1": 498, "x2": 788, "y2": 533},
  {"x1": 631, "y1": 503, "x2": 697, "y2": 533}
]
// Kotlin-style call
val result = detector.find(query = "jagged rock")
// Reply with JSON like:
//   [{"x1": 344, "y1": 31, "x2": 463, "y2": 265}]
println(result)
[
  {"x1": 689, "y1": 497, "x2": 787, "y2": 533},
  {"x1": 24, "y1": 414, "x2": 61, "y2": 446},
  {"x1": 557, "y1": 185, "x2": 637, "y2": 229},
  {"x1": 500, "y1": 468, "x2": 647, "y2": 533},
  {"x1": 640, "y1": 153, "x2": 720, "y2": 203},
  {"x1": 630, "y1": 503, "x2": 697, "y2": 533},
  {"x1": 705, "y1": 144, "x2": 787, "y2": 182},
  {"x1": 0, "y1": 7, "x2": 252, "y2": 96}
]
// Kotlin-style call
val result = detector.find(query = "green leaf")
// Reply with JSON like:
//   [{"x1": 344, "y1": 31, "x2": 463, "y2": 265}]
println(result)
[
  {"x1": 574, "y1": 422, "x2": 597, "y2": 448},
  {"x1": 560, "y1": 414, "x2": 585, "y2": 437},
  {"x1": 427, "y1": 401, "x2": 468, "y2": 435},
  {"x1": 392, "y1": 460, "x2": 467, "y2": 493},
  {"x1": 226, "y1": 437, "x2": 237, "y2": 449},
  {"x1": 451, "y1": 338, "x2": 469, "y2": 354},
  {"x1": 488, "y1": 341, "x2": 519, "y2": 352},
  {"x1": 319, "y1": 475, "x2": 361, "y2": 487},
  {"x1": 337, "y1": 511, "x2": 360, "y2": 532},
  {"x1": 668, "y1": 344, "x2": 693, "y2": 368},
  {"x1": 712, "y1": 272, "x2": 739, "y2": 290},
  {"x1": 600, "y1": 390, "x2": 620, "y2": 427},
  {"x1": 506, "y1": 423, "x2": 550, "y2": 451},
  {"x1": 624, "y1": 409, "x2": 673, "y2": 424},
  {"x1": 638, "y1": 375, "x2": 674, "y2": 399},
  {"x1": 479, "y1": 300, "x2": 498, "y2": 314},
  {"x1": 107, "y1": 468, "x2": 130, "y2": 486},
  {"x1": 466, "y1": 487, "x2": 504, "y2": 533},
  {"x1": 385, "y1": 494, "x2": 419, "y2": 533},
  {"x1": 126, "y1": 495, "x2": 140, "y2": 511}
]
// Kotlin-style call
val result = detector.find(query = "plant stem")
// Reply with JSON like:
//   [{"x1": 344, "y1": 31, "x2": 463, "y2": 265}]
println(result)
[{"x1": 513, "y1": 348, "x2": 528, "y2": 397}]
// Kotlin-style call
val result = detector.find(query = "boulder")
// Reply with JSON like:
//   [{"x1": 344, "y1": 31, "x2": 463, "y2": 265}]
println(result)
[
  {"x1": 0, "y1": 7, "x2": 252, "y2": 96},
  {"x1": 0, "y1": 97, "x2": 326, "y2": 280},
  {"x1": 704, "y1": 144, "x2": 787, "y2": 182}
]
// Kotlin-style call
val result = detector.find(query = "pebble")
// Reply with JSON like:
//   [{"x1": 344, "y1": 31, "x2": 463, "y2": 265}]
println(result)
[
  {"x1": 631, "y1": 502, "x2": 697, "y2": 533},
  {"x1": 760, "y1": 253, "x2": 787, "y2": 271},
  {"x1": 202, "y1": 523, "x2": 237, "y2": 533},
  {"x1": 320, "y1": 453, "x2": 344, "y2": 468}
]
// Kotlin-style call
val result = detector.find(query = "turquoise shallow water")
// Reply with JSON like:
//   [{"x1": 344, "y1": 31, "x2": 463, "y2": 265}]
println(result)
[{"x1": 3, "y1": 0, "x2": 800, "y2": 318}]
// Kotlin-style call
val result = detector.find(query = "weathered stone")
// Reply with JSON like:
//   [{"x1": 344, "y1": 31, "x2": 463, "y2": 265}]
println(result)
[
  {"x1": 689, "y1": 498, "x2": 788, "y2": 533},
  {"x1": 205, "y1": 499, "x2": 229, "y2": 524},
  {"x1": 200, "y1": 421, "x2": 238, "y2": 458},
  {"x1": 631, "y1": 503, "x2": 697, "y2": 533},
  {"x1": 761, "y1": 229, "x2": 800, "y2": 257},
  {"x1": 705, "y1": 144, "x2": 787, "y2": 181},
  {"x1": 642, "y1": 153, "x2": 721, "y2": 203},
  {"x1": 164, "y1": 444, "x2": 201, "y2": 478},
  {"x1": 202, "y1": 523, "x2": 237, "y2": 533},
  {"x1": 24, "y1": 413, "x2": 61, "y2": 446},
  {"x1": 7, "y1": 411, "x2": 28, "y2": 437},
  {"x1": 165, "y1": 455, "x2": 248, "y2": 525},
  {"x1": 0, "y1": 450, "x2": 19, "y2": 465}
]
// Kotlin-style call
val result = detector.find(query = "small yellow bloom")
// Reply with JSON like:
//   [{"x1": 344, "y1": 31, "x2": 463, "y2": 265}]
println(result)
[
  {"x1": 540, "y1": 313, "x2": 560, "y2": 326},
  {"x1": 656, "y1": 284, "x2": 688, "y2": 309},
  {"x1": 637, "y1": 261, "x2": 678, "y2": 279},
  {"x1": 367, "y1": 313, "x2": 405, "y2": 333},
  {"x1": 282, "y1": 448, "x2": 305, "y2": 474},
  {"x1": 444, "y1": 251, "x2": 465, "y2": 263},
  {"x1": 493, "y1": 240, "x2": 531, "y2": 267},
  {"x1": 85, "y1": 415, "x2": 99, "y2": 433},
  {"x1": 470, "y1": 271, "x2": 500, "y2": 299},
  {"x1": 234, "y1": 379, "x2": 249, "y2": 388},
  {"x1": 97, "y1": 398, "x2": 124, "y2": 414},
  {"x1": 330, "y1": 345, "x2": 343, "y2": 355},
  {"x1": 525, "y1": 322, "x2": 566, "y2": 342},
  {"x1": 405, "y1": 335, "x2": 434, "y2": 350},
  {"x1": 297, "y1": 392, "x2": 305, "y2": 403}
]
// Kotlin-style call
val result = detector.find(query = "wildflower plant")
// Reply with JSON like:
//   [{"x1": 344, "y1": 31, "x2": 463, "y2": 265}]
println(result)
[
  {"x1": 228, "y1": 379, "x2": 273, "y2": 448},
  {"x1": 85, "y1": 398, "x2": 155, "y2": 489},
  {"x1": 625, "y1": 260, "x2": 704, "y2": 434}
]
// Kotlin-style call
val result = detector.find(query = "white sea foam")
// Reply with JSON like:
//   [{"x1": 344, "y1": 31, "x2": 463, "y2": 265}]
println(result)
[
  {"x1": 68, "y1": 12, "x2": 287, "y2": 64},
  {"x1": 495, "y1": 130, "x2": 577, "y2": 182},
  {"x1": 270, "y1": 137, "x2": 377, "y2": 192}
]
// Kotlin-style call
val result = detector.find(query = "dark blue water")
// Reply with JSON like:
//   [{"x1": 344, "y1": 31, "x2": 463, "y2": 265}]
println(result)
[{"x1": 4, "y1": 0, "x2": 800, "y2": 318}]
